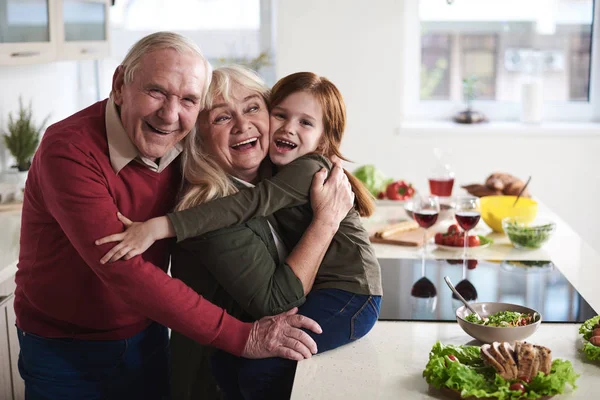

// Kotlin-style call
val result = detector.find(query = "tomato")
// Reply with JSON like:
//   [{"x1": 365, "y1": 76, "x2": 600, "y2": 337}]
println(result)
[
  {"x1": 519, "y1": 376, "x2": 531, "y2": 384},
  {"x1": 442, "y1": 235, "x2": 453, "y2": 246},
  {"x1": 448, "y1": 224, "x2": 459, "y2": 234},
  {"x1": 467, "y1": 259, "x2": 478, "y2": 269},
  {"x1": 467, "y1": 235, "x2": 480, "y2": 247},
  {"x1": 434, "y1": 233, "x2": 443, "y2": 244},
  {"x1": 377, "y1": 191, "x2": 385, "y2": 199},
  {"x1": 447, "y1": 354, "x2": 457, "y2": 362},
  {"x1": 509, "y1": 383, "x2": 526, "y2": 393},
  {"x1": 454, "y1": 236, "x2": 465, "y2": 247}
]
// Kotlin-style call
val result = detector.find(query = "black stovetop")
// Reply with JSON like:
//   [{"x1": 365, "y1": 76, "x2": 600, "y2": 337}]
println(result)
[{"x1": 378, "y1": 258, "x2": 597, "y2": 323}]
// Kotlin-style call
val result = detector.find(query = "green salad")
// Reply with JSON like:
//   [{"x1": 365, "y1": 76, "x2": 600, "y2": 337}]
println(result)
[
  {"x1": 579, "y1": 315, "x2": 600, "y2": 361},
  {"x1": 504, "y1": 222, "x2": 554, "y2": 249},
  {"x1": 423, "y1": 341, "x2": 579, "y2": 400},
  {"x1": 465, "y1": 311, "x2": 535, "y2": 327}
]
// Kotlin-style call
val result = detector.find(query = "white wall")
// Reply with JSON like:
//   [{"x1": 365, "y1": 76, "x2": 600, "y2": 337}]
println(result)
[
  {"x1": 276, "y1": 0, "x2": 600, "y2": 250},
  {"x1": 0, "y1": 62, "x2": 81, "y2": 173}
]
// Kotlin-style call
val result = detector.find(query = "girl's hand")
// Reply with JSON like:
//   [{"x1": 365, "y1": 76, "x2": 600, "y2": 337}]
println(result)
[{"x1": 96, "y1": 213, "x2": 167, "y2": 264}]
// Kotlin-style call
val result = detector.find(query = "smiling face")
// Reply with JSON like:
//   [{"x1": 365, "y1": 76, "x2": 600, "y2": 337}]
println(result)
[
  {"x1": 269, "y1": 91, "x2": 325, "y2": 167},
  {"x1": 197, "y1": 84, "x2": 270, "y2": 182},
  {"x1": 112, "y1": 48, "x2": 207, "y2": 161}
]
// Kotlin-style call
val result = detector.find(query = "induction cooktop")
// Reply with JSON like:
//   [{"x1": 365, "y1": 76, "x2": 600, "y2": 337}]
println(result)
[{"x1": 378, "y1": 258, "x2": 597, "y2": 323}]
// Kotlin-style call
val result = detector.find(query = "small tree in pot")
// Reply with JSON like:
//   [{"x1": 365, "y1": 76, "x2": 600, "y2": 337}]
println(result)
[{"x1": 3, "y1": 97, "x2": 50, "y2": 171}]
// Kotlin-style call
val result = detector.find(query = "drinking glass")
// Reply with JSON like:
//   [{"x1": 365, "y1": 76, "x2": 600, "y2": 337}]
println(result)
[
  {"x1": 411, "y1": 195, "x2": 441, "y2": 276},
  {"x1": 454, "y1": 196, "x2": 481, "y2": 268}
]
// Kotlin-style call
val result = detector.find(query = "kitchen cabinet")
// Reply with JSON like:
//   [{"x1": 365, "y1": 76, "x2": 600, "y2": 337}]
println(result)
[
  {"x1": 57, "y1": 0, "x2": 109, "y2": 60},
  {"x1": 0, "y1": 0, "x2": 59, "y2": 65},
  {"x1": 0, "y1": 294, "x2": 23, "y2": 400},
  {"x1": 0, "y1": 0, "x2": 109, "y2": 65}
]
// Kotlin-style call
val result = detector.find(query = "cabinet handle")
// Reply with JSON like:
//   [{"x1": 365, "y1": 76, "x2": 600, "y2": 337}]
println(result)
[{"x1": 10, "y1": 51, "x2": 41, "y2": 58}]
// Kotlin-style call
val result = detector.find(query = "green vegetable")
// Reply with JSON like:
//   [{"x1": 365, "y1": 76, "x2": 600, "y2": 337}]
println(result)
[
  {"x1": 465, "y1": 311, "x2": 534, "y2": 327},
  {"x1": 477, "y1": 235, "x2": 493, "y2": 246},
  {"x1": 423, "y1": 341, "x2": 579, "y2": 400},
  {"x1": 579, "y1": 315, "x2": 600, "y2": 361},
  {"x1": 352, "y1": 165, "x2": 393, "y2": 197},
  {"x1": 505, "y1": 222, "x2": 554, "y2": 249}
]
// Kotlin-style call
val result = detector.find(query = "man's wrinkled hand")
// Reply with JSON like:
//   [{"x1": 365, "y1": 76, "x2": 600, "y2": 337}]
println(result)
[{"x1": 242, "y1": 308, "x2": 322, "y2": 361}]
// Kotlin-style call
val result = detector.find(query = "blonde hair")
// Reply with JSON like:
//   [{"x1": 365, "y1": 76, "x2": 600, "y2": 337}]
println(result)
[
  {"x1": 176, "y1": 65, "x2": 271, "y2": 211},
  {"x1": 118, "y1": 31, "x2": 213, "y2": 108},
  {"x1": 270, "y1": 72, "x2": 375, "y2": 217}
]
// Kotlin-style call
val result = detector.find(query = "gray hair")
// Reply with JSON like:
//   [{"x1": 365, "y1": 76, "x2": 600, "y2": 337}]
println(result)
[
  {"x1": 205, "y1": 65, "x2": 270, "y2": 109},
  {"x1": 119, "y1": 31, "x2": 213, "y2": 106}
]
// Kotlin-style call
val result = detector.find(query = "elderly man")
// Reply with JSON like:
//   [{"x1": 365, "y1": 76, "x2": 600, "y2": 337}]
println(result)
[{"x1": 14, "y1": 32, "x2": 352, "y2": 400}]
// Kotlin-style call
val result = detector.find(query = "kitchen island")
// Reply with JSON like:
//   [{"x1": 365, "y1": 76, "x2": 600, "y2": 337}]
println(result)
[{"x1": 291, "y1": 201, "x2": 600, "y2": 399}]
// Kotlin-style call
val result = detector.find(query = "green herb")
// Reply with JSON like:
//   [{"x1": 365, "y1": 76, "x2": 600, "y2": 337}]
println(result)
[
  {"x1": 423, "y1": 341, "x2": 579, "y2": 400},
  {"x1": 505, "y1": 222, "x2": 554, "y2": 249},
  {"x1": 465, "y1": 311, "x2": 534, "y2": 327}
]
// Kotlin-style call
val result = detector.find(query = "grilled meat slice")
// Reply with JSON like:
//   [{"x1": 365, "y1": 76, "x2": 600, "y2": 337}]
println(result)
[
  {"x1": 498, "y1": 342, "x2": 518, "y2": 379},
  {"x1": 491, "y1": 342, "x2": 516, "y2": 380},
  {"x1": 517, "y1": 343, "x2": 537, "y2": 379},
  {"x1": 534, "y1": 344, "x2": 553, "y2": 375},
  {"x1": 481, "y1": 344, "x2": 507, "y2": 377}
]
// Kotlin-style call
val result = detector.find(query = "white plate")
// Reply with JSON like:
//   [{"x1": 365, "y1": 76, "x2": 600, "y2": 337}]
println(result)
[{"x1": 434, "y1": 241, "x2": 491, "y2": 251}]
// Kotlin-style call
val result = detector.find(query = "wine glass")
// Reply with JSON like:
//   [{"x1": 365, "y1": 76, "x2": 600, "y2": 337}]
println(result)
[
  {"x1": 411, "y1": 195, "x2": 440, "y2": 270},
  {"x1": 454, "y1": 196, "x2": 481, "y2": 268}
]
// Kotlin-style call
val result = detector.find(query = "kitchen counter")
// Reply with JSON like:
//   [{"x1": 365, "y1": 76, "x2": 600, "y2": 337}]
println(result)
[
  {"x1": 291, "y1": 322, "x2": 600, "y2": 399},
  {"x1": 0, "y1": 210, "x2": 20, "y2": 294},
  {"x1": 292, "y1": 201, "x2": 600, "y2": 399}
]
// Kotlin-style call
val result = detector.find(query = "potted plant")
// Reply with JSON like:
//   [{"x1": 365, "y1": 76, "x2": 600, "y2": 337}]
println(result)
[
  {"x1": 2, "y1": 97, "x2": 49, "y2": 196},
  {"x1": 453, "y1": 75, "x2": 487, "y2": 124}
]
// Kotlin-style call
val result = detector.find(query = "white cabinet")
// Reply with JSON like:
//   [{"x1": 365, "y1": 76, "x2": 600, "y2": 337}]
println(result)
[
  {"x1": 0, "y1": 0, "x2": 109, "y2": 65},
  {"x1": 0, "y1": 0, "x2": 59, "y2": 65},
  {"x1": 0, "y1": 294, "x2": 23, "y2": 400},
  {"x1": 57, "y1": 0, "x2": 109, "y2": 60}
]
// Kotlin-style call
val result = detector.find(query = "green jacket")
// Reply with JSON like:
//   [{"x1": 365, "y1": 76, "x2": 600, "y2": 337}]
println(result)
[
  {"x1": 168, "y1": 153, "x2": 383, "y2": 296},
  {"x1": 170, "y1": 193, "x2": 306, "y2": 400}
]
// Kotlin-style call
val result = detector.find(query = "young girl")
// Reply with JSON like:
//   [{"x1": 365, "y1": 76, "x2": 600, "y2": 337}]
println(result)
[{"x1": 97, "y1": 72, "x2": 382, "y2": 396}]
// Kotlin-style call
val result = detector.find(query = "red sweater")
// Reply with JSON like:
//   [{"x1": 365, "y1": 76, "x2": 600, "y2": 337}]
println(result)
[{"x1": 14, "y1": 100, "x2": 251, "y2": 356}]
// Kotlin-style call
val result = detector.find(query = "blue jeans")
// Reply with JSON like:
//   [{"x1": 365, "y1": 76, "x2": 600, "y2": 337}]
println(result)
[
  {"x1": 16, "y1": 322, "x2": 170, "y2": 400},
  {"x1": 211, "y1": 289, "x2": 381, "y2": 400}
]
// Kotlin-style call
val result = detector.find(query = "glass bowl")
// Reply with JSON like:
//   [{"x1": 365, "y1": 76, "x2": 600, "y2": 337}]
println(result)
[{"x1": 502, "y1": 217, "x2": 556, "y2": 249}]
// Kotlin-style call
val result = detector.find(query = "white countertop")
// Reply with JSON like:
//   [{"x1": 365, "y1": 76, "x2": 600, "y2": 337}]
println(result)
[
  {"x1": 292, "y1": 200, "x2": 600, "y2": 399},
  {"x1": 291, "y1": 322, "x2": 600, "y2": 399}
]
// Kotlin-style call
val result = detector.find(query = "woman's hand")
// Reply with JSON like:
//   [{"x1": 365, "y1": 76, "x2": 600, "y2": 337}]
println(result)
[
  {"x1": 95, "y1": 213, "x2": 173, "y2": 264},
  {"x1": 310, "y1": 156, "x2": 354, "y2": 231},
  {"x1": 242, "y1": 307, "x2": 322, "y2": 360}
]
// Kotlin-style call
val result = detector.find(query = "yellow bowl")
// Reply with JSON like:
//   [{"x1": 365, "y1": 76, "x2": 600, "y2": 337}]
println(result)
[{"x1": 480, "y1": 196, "x2": 538, "y2": 233}]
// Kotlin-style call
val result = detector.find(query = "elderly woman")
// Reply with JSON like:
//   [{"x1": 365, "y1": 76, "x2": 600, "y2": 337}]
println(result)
[{"x1": 169, "y1": 66, "x2": 355, "y2": 399}]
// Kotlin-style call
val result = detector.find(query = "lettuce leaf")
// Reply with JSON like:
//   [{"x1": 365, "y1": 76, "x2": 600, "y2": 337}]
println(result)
[
  {"x1": 423, "y1": 341, "x2": 579, "y2": 400},
  {"x1": 579, "y1": 315, "x2": 600, "y2": 340},
  {"x1": 582, "y1": 342, "x2": 600, "y2": 361},
  {"x1": 579, "y1": 315, "x2": 600, "y2": 361},
  {"x1": 352, "y1": 165, "x2": 393, "y2": 197}
]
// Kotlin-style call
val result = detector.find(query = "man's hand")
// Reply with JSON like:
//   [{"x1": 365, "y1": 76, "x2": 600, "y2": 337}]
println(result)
[
  {"x1": 241, "y1": 308, "x2": 322, "y2": 360},
  {"x1": 310, "y1": 156, "x2": 355, "y2": 230}
]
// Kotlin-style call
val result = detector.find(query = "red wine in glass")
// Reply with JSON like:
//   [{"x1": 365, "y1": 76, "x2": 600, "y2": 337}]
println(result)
[
  {"x1": 455, "y1": 211, "x2": 481, "y2": 231},
  {"x1": 414, "y1": 210, "x2": 439, "y2": 229}
]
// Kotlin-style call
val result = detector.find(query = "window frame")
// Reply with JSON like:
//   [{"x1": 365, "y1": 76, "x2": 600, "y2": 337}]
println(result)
[{"x1": 401, "y1": 0, "x2": 600, "y2": 122}]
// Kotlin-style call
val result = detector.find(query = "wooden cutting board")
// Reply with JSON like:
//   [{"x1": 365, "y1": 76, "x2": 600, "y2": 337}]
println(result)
[
  {"x1": 0, "y1": 201, "x2": 23, "y2": 213},
  {"x1": 370, "y1": 227, "x2": 435, "y2": 247}
]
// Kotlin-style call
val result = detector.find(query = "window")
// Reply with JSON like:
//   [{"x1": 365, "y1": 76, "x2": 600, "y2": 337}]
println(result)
[{"x1": 404, "y1": 0, "x2": 598, "y2": 122}]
